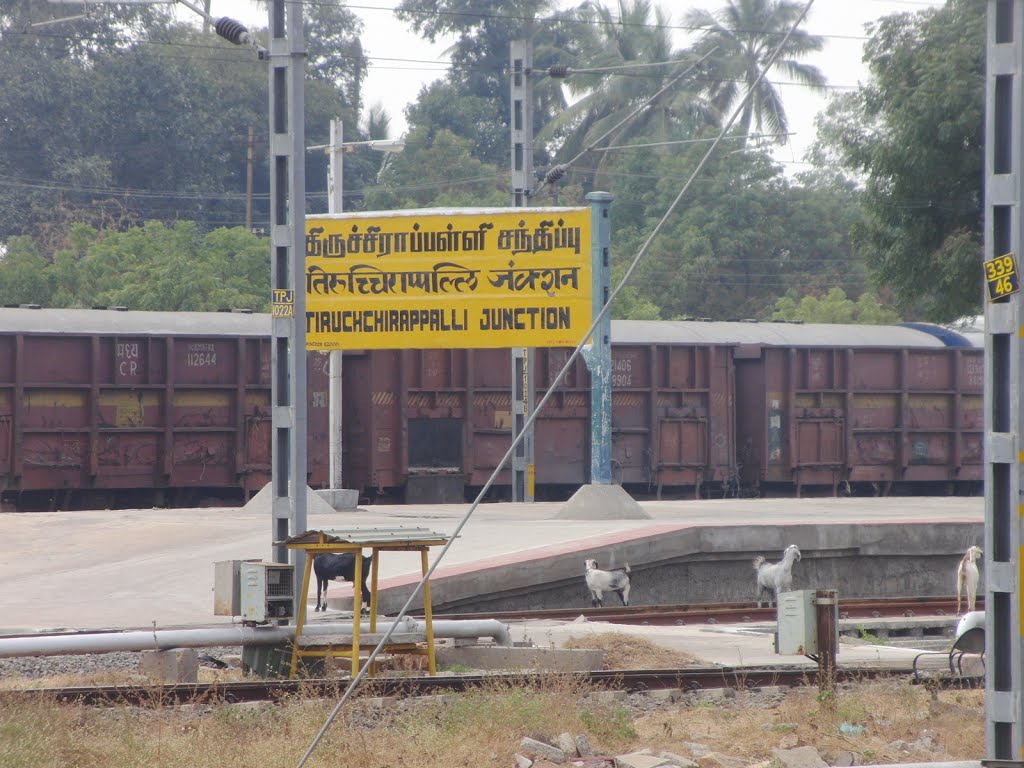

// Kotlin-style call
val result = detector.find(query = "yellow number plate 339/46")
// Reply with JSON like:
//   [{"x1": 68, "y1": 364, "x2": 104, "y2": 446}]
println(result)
[{"x1": 984, "y1": 252, "x2": 1020, "y2": 301}]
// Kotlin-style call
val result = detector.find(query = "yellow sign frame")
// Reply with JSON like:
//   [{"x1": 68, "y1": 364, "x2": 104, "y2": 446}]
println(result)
[
  {"x1": 304, "y1": 207, "x2": 591, "y2": 350},
  {"x1": 985, "y1": 251, "x2": 1020, "y2": 302}
]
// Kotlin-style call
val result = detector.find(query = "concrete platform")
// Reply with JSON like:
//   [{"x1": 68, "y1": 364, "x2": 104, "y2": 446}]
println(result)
[
  {"x1": 0, "y1": 496, "x2": 982, "y2": 644},
  {"x1": 510, "y1": 616, "x2": 961, "y2": 670}
]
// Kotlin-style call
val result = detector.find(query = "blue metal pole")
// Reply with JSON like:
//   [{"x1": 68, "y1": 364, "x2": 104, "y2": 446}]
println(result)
[{"x1": 584, "y1": 191, "x2": 613, "y2": 484}]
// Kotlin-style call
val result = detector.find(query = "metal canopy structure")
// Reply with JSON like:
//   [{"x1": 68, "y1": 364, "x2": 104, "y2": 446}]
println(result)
[{"x1": 279, "y1": 527, "x2": 452, "y2": 679}]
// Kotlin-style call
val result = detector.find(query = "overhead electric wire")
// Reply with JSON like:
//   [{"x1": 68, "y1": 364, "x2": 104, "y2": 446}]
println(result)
[
  {"x1": 536, "y1": 46, "x2": 719, "y2": 190},
  {"x1": 591, "y1": 133, "x2": 792, "y2": 151},
  {"x1": 293, "y1": 2, "x2": 817, "y2": 766},
  {"x1": 340, "y1": 0, "x2": 927, "y2": 42}
]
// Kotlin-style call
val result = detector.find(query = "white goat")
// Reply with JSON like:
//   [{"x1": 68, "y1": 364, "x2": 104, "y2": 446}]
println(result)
[
  {"x1": 584, "y1": 558, "x2": 631, "y2": 607},
  {"x1": 956, "y1": 545, "x2": 983, "y2": 614},
  {"x1": 753, "y1": 544, "x2": 801, "y2": 606}
]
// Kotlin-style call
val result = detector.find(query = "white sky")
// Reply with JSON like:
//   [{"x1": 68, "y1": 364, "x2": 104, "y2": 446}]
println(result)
[{"x1": 201, "y1": 0, "x2": 947, "y2": 167}]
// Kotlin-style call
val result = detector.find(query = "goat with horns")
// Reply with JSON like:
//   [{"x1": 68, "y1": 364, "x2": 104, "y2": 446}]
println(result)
[{"x1": 753, "y1": 544, "x2": 801, "y2": 607}]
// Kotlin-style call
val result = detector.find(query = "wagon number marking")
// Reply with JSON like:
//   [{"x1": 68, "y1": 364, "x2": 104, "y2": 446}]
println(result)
[
  {"x1": 116, "y1": 342, "x2": 140, "y2": 376},
  {"x1": 186, "y1": 343, "x2": 218, "y2": 367},
  {"x1": 611, "y1": 357, "x2": 633, "y2": 388}
]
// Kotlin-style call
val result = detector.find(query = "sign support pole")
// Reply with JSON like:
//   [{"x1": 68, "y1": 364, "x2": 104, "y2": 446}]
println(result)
[
  {"x1": 583, "y1": 191, "x2": 613, "y2": 484},
  {"x1": 328, "y1": 118, "x2": 344, "y2": 491}
]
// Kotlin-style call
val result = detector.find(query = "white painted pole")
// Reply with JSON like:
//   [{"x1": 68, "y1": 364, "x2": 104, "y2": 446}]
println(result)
[{"x1": 328, "y1": 117, "x2": 344, "y2": 490}]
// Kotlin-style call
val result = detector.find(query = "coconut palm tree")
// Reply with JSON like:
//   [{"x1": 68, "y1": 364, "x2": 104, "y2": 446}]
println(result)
[
  {"x1": 685, "y1": 0, "x2": 826, "y2": 143},
  {"x1": 538, "y1": 0, "x2": 713, "y2": 183}
]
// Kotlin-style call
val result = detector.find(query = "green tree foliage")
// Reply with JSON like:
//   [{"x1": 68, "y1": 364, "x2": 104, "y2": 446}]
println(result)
[
  {"x1": 770, "y1": 288, "x2": 900, "y2": 324},
  {"x1": 597, "y1": 145, "x2": 868, "y2": 320},
  {"x1": 364, "y1": 128, "x2": 508, "y2": 210},
  {"x1": 302, "y1": 0, "x2": 368, "y2": 107},
  {"x1": 539, "y1": 0, "x2": 710, "y2": 185},
  {"x1": 811, "y1": 0, "x2": 984, "y2": 321},
  {"x1": 685, "y1": 0, "x2": 826, "y2": 142},
  {"x1": 0, "y1": 4, "x2": 366, "y2": 246},
  {"x1": 404, "y1": 82, "x2": 508, "y2": 170},
  {"x1": 395, "y1": 0, "x2": 580, "y2": 167},
  {"x1": 0, "y1": 223, "x2": 269, "y2": 311},
  {"x1": 0, "y1": 0, "x2": 169, "y2": 60}
]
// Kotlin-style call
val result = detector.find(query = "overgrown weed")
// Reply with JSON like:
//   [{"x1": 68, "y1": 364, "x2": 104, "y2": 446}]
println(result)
[{"x1": 0, "y1": 663, "x2": 984, "y2": 767}]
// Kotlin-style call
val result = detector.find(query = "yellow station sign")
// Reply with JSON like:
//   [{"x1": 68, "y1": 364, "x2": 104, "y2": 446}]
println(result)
[{"x1": 305, "y1": 207, "x2": 592, "y2": 350}]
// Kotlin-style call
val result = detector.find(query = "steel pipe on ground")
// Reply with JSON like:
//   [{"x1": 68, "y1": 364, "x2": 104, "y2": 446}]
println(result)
[{"x1": 0, "y1": 618, "x2": 512, "y2": 658}]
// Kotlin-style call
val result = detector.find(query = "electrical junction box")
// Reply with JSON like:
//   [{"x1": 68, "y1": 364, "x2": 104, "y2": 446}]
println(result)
[
  {"x1": 777, "y1": 589, "x2": 818, "y2": 655},
  {"x1": 239, "y1": 562, "x2": 295, "y2": 623},
  {"x1": 213, "y1": 559, "x2": 261, "y2": 616}
]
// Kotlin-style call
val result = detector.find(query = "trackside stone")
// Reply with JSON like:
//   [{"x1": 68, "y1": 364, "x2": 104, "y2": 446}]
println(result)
[
  {"x1": 658, "y1": 753, "x2": 698, "y2": 768},
  {"x1": 645, "y1": 688, "x2": 682, "y2": 703},
  {"x1": 576, "y1": 735, "x2": 595, "y2": 757},
  {"x1": 614, "y1": 752, "x2": 672, "y2": 768},
  {"x1": 772, "y1": 747, "x2": 828, "y2": 768},
  {"x1": 139, "y1": 648, "x2": 198, "y2": 684},
  {"x1": 695, "y1": 753, "x2": 747, "y2": 768},
  {"x1": 680, "y1": 742, "x2": 712, "y2": 759},
  {"x1": 558, "y1": 733, "x2": 579, "y2": 756},
  {"x1": 520, "y1": 737, "x2": 567, "y2": 764},
  {"x1": 516, "y1": 754, "x2": 534, "y2": 768}
]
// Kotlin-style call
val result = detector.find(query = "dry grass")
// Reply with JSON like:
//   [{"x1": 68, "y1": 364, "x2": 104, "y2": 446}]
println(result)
[
  {"x1": 0, "y1": 673, "x2": 635, "y2": 768},
  {"x1": 0, "y1": 672, "x2": 984, "y2": 768},
  {"x1": 633, "y1": 677, "x2": 984, "y2": 764},
  {"x1": 0, "y1": 636, "x2": 984, "y2": 767},
  {"x1": 563, "y1": 631, "x2": 701, "y2": 669}
]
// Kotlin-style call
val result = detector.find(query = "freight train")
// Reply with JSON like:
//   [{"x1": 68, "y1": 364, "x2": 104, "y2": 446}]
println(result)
[{"x1": 0, "y1": 307, "x2": 983, "y2": 511}]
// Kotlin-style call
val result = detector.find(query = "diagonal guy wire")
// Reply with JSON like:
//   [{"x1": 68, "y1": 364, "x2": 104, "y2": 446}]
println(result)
[{"x1": 296, "y1": 2, "x2": 815, "y2": 764}]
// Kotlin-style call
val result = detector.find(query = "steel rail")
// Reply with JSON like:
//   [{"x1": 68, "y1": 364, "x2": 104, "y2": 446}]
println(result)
[
  {"x1": 0, "y1": 664, "x2": 981, "y2": 707},
  {"x1": 428, "y1": 597, "x2": 980, "y2": 626}
]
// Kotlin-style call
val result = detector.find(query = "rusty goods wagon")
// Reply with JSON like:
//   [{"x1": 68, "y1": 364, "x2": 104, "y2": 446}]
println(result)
[
  {"x1": 0, "y1": 307, "x2": 983, "y2": 510},
  {"x1": 341, "y1": 338, "x2": 736, "y2": 502},
  {"x1": 0, "y1": 308, "x2": 329, "y2": 510},
  {"x1": 345, "y1": 321, "x2": 982, "y2": 502},
  {"x1": 616, "y1": 321, "x2": 982, "y2": 498}
]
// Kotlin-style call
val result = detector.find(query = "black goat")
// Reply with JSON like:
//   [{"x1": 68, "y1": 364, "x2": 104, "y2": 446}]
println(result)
[{"x1": 313, "y1": 552, "x2": 373, "y2": 612}]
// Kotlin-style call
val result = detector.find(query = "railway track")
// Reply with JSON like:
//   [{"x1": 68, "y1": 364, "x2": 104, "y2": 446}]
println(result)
[
  {"x1": 429, "y1": 596, "x2": 977, "y2": 626},
  {"x1": 0, "y1": 597, "x2": 980, "y2": 707},
  {"x1": 0, "y1": 664, "x2": 982, "y2": 707}
]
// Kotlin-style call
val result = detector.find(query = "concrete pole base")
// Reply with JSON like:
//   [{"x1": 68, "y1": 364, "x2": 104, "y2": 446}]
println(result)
[
  {"x1": 314, "y1": 488, "x2": 359, "y2": 511},
  {"x1": 553, "y1": 483, "x2": 651, "y2": 520}
]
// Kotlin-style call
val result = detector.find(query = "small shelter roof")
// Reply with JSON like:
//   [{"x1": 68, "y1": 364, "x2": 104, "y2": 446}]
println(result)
[{"x1": 278, "y1": 527, "x2": 451, "y2": 548}]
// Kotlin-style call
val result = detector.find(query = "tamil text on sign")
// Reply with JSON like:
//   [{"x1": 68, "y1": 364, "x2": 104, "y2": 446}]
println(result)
[{"x1": 305, "y1": 208, "x2": 592, "y2": 350}]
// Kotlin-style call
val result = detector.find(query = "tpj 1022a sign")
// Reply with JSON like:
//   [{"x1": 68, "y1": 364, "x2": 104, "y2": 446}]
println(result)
[{"x1": 304, "y1": 207, "x2": 592, "y2": 350}]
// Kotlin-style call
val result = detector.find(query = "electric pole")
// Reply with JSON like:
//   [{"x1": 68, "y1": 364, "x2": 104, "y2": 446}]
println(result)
[
  {"x1": 510, "y1": 39, "x2": 536, "y2": 502},
  {"x1": 267, "y1": 0, "x2": 308, "y2": 612}
]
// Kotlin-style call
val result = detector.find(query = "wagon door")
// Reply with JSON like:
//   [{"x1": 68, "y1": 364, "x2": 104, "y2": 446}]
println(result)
[
  {"x1": 407, "y1": 417, "x2": 465, "y2": 503},
  {"x1": 792, "y1": 414, "x2": 845, "y2": 493},
  {"x1": 0, "y1": 337, "x2": 10, "y2": 491},
  {"x1": 0, "y1": 409, "x2": 9, "y2": 487},
  {"x1": 790, "y1": 348, "x2": 847, "y2": 495}
]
